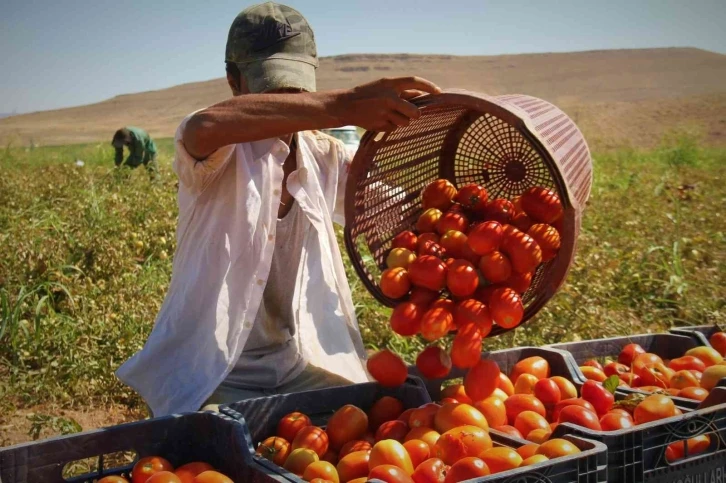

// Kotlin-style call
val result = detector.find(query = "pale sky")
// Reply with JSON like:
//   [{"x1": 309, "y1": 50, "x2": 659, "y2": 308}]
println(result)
[{"x1": 1, "y1": 0, "x2": 725, "y2": 114}]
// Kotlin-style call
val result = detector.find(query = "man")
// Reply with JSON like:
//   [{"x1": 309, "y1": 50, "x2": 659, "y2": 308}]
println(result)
[
  {"x1": 111, "y1": 126, "x2": 159, "y2": 179},
  {"x1": 116, "y1": 2, "x2": 440, "y2": 417}
]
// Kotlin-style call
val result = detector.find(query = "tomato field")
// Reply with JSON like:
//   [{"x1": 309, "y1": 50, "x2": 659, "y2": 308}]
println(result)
[{"x1": 1, "y1": 134, "x2": 725, "y2": 447}]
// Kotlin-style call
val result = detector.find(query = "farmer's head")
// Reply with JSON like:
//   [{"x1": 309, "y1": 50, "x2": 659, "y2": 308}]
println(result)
[
  {"x1": 112, "y1": 128, "x2": 132, "y2": 149},
  {"x1": 225, "y1": 2, "x2": 318, "y2": 96}
]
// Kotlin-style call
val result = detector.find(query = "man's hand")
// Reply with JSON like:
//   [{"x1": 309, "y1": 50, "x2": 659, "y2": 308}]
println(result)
[{"x1": 332, "y1": 77, "x2": 441, "y2": 132}]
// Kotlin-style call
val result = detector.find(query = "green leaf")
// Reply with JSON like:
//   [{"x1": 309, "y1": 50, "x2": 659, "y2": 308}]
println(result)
[{"x1": 603, "y1": 375, "x2": 620, "y2": 394}]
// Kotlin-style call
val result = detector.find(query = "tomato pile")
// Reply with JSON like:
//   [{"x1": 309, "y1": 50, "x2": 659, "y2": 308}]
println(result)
[
  {"x1": 97, "y1": 457, "x2": 232, "y2": 483},
  {"x1": 578, "y1": 339, "x2": 726, "y2": 402},
  {"x1": 368, "y1": 180, "x2": 565, "y2": 387},
  {"x1": 253, "y1": 396, "x2": 583, "y2": 483}
]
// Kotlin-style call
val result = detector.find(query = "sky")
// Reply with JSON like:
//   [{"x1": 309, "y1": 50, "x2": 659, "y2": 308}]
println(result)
[{"x1": 1, "y1": 0, "x2": 725, "y2": 114}]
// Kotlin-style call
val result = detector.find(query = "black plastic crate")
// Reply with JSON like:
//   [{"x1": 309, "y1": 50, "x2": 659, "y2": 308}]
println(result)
[
  {"x1": 548, "y1": 333, "x2": 726, "y2": 409},
  {"x1": 551, "y1": 386, "x2": 726, "y2": 483},
  {"x1": 407, "y1": 346, "x2": 582, "y2": 402},
  {"x1": 0, "y1": 411, "x2": 276, "y2": 483},
  {"x1": 670, "y1": 324, "x2": 724, "y2": 349}
]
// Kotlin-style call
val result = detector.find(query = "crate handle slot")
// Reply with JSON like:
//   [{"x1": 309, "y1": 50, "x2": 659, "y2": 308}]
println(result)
[{"x1": 62, "y1": 449, "x2": 137, "y2": 482}]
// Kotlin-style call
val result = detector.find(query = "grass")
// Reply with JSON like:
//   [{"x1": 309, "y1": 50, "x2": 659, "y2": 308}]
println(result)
[{"x1": 1, "y1": 135, "x2": 725, "y2": 443}]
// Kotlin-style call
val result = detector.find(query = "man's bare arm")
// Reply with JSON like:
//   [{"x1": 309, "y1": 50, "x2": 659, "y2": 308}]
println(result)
[{"x1": 183, "y1": 77, "x2": 441, "y2": 160}]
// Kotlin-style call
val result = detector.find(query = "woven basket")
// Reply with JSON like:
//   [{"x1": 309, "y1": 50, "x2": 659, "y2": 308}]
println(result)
[{"x1": 344, "y1": 89, "x2": 592, "y2": 337}]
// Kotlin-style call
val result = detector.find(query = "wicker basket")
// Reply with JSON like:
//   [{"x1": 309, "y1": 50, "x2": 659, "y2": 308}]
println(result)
[{"x1": 344, "y1": 89, "x2": 592, "y2": 337}]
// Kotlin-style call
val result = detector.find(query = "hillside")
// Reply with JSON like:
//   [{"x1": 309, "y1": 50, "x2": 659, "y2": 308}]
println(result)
[{"x1": 1, "y1": 48, "x2": 725, "y2": 148}]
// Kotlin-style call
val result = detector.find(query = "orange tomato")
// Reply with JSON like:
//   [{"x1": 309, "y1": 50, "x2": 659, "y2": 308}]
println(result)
[
  {"x1": 521, "y1": 187, "x2": 563, "y2": 224},
  {"x1": 603, "y1": 361, "x2": 630, "y2": 377},
  {"x1": 192, "y1": 472, "x2": 232, "y2": 483},
  {"x1": 514, "y1": 410, "x2": 550, "y2": 437},
  {"x1": 511, "y1": 356, "x2": 551, "y2": 381},
  {"x1": 277, "y1": 412, "x2": 312, "y2": 443},
  {"x1": 453, "y1": 299, "x2": 492, "y2": 335},
  {"x1": 493, "y1": 425, "x2": 524, "y2": 439},
  {"x1": 303, "y1": 461, "x2": 340, "y2": 483},
  {"x1": 368, "y1": 464, "x2": 415, "y2": 483},
  {"x1": 498, "y1": 373, "x2": 515, "y2": 396},
  {"x1": 443, "y1": 457, "x2": 490, "y2": 482},
  {"x1": 522, "y1": 454, "x2": 549, "y2": 466},
  {"x1": 679, "y1": 386, "x2": 709, "y2": 401},
  {"x1": 422, "y1": 179, "x2": 457, "y2": 211},
  {"x1": 146, "y1": 472, "x2": 181, "y2": 483},
  {"x1": 536, "y1": 439, "x2": 581, "y2": 459},
  {"x1": 435, "y1": 425, "x2": 492, "y2": 465},
  {"x1": 175, "y1": 463, "x2": 214, "y2": 483},
  {"x1": 479, "y1": 447, "x2": 523, "y2": 473},
  {"x1": 550, "y1": 377, "x2": 578, "y2": 400},
  {"x1": 380, "y1": 267, "x2": 411, "y2": 299},
  {"x1": 367, "y1": 350, "x2": 408, "y2": 387},
  {"x1": 392, "y1": 231, "x2": 418, "y2": 252},
  {"x1": 441, "y1": 384, "x2": 472, "y2": 404},
  {"x1": 665, "y1": 435, "x2": 711, "y2": 462},
  {"x1": 369, "y1": 440, "x2": 414, "y2": 475},
  {"x1": 504, "y1": 394, "x2": 546, "y2": 424},
  {"x1": 633, "y1": 394, "x2": 677, "y2": 425},
  {"x1": 411, "y1": 458, "x2": 446, "y2": 483},
  {"x1": 489, "y1": 287, "x2": 524, "y2": 329},
  {"x1": 669, "y1": 355, "x2": 706, "y2": 372},
  {"x1": 710, "y1": 332, "x2": 726, "y2": 357},
  {"x1": 516, "y1": 443, "x2": 540, "y2": 460},
  {"x1": 534, "y1": 378, "x2": 562, "y2": 405},
  {"x1": 599, "y1": 412, "x2": 634, "y2": 431},
  {"x1": 98, "y1": 477, "x2": 129, "y2": 483},
  {"x1": 527, "y1": 223, "x2": 561, "y2": 261},
  {"x1": 368, "y1": 397, "x2": 405, "y2": 432},
  {"x1": 403, "y1": 439, "x2": 430, "y2": 469},
  {"x1": 336, "y1": 450, "x2": 370, "y2": 483},
  {"x1": 255, "y1": 437, "x2": 291, "y2": 466},
  {"x1": 527, "y1": 429, "x2": 552, "y2": 444},
  {"x1": 450, "y1": 323, "x2": 483, "y2": 369},
  {"x1": 404, "y1": 427, "x2": 441, "y2": 453},
  {"x1": 434, "y1": 403, "x2": 489, "y2": 433},
  {"x1": 417, "y1": 209, "x2": 444, "y2": 234},
  {"x1": 467, "y1": 221, "x2": 503, "y2": 255},
  {"x1": 685, "y1": 346, "x2": 723, "y2": 368},
  {"x1": 420, "y1": 307, "x2": 454, "y2": 342},
  {"x1": 387, "y1": 248, "x2": 417, "y2": 270},
  {"x1": 131, "y1": 456, "x2": 174, "y2": 483},
  {"x1": 376, "y1": 420, "x2": 410, "y2": 443},
  {"x1": 514, "y1": 373, "x2": 539, "y2": 395},
  {"x1": 327, "y1": 405, "x2": 369, "y2": 450},
  {"x1": 670, "y1": 370, "x2": 701, "y2": 390},
  {"x1": 292, "y1": 426, "x2": 329, "y2": 457},
  {"x1": 464, "y1": 359, "x2": 501, "y2": 402},
  {"x1": 474, "y1": 396, "x2": 508, "y2": 428},
  {"x1": 339, "y1": 440, "x2": 372, "y2": 459},
  {"x1": 579, "y1": 366, "x2": 607, "y2": 382},
  {"x1": 478, "y1": 251, "x2": 512, "y2": 284},
  {"x1": 409, "y1": 403, "x2": 440, "y2": 429}
]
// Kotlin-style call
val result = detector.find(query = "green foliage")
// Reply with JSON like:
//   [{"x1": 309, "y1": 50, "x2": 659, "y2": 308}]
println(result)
[{"x1": 0, "y1": 138, "x2": 725, "y2": 420}]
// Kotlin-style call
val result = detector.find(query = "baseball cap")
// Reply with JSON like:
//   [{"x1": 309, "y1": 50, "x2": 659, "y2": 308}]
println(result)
[{"x1": 225, "y1": 2, "x2": 318, "y2": 93}]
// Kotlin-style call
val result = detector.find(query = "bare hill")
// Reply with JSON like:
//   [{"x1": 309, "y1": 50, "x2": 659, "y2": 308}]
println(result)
[{"x1": 2, "y1": 48, "x2": 725, "y2": 149}]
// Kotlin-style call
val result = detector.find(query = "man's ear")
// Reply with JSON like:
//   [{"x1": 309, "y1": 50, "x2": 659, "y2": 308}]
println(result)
[{"x1": 227, "y1": 72, "x2": 242, "y2": 96}]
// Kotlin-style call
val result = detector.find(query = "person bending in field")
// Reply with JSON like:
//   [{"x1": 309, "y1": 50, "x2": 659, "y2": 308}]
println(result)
[
  {"x1": 116, "y1": 2, "x2": 440, "y2": 417},
  {"x1": 111, "y1": 126, "x2": 159, "y2": 180}
]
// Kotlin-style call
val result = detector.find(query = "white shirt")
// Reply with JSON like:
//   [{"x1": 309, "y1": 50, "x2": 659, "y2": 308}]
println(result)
[{"x1": 116, "y1": 114, "x2": 370, "y2": 416}]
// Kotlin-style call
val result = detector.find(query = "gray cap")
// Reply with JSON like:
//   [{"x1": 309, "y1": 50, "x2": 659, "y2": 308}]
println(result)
[{"x1": 225, "y1": 2, "x2": 318, "y2": 93}]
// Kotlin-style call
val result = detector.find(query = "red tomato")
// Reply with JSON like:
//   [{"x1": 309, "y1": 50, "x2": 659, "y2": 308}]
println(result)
[
  {"x1": 416, "y1": 346, "x2": 452, "y2": 379},
  {"x1": 492, "y1": 425, "x2": 524, "y2": 439},
  {"x1": 369, "y1": 440, "x2": 415, "y2": 474},
  {"x1": 403, "y1": 439, "x2": 431, "y2": 469},
  {"x1": 417, "y1": 240, "x2": 447, "y2": 259},
  {"x1": 580, "y1": 380, "x2": 615, "y2": 416},
  {"x1": 453, "y1": 299, "x2": 492, "y2": 336},
  {"x1": 665, "y1": 435, "x2": 711, "y2": 462},
  {"x1": 669, "y1": 355, "x2": 707, "y2": 373},
  {"x1": 502, "y1": 271, "x2": 533, "y2": 294},
  {"x1": 455, "y1": 184, "x2": 488, "y2": 213},
  {"x1": 368, "y1": 396, "x2": 405, "y2": 431},
  {"x1": 478, "y1": 250, "x2": 512, "y2": 284},
  {"x1": 558, "y1": 405, "x2": 602, "y2": 430},
  {"x1": 437, "y1": 212, "x2": 470, "y2": 236},
  {"x1": 511, "y1": 356, "x2": 550, "y2": 381},
  {"x1": 411, "y1": 458, "x2": 446, "y2": 483},
  {"x1": 446, "y1": 259, "x2": 479, "y2": 298},
  {"x1": 418, "y1": 232, "x2": 440, "y2": 246},
  {"x1": 398, "y1": 408, "x2": 416, "y2": 424},
  {"x1": 255, "y1": 436, "x2": 291, "y2": 466},
  {"x1": 474, "y1": 396, "x2": 507, "y2": 428},
  {"x1": 409, "y1": 404, "x2": 440, "y2": 429},
  {"x1": 339, "y1": 440, "x2": 372, "y2": 459},
  {"x1": 292, "y1": 426, "x2": 329, "y2": 457},
  {"x1": 468, "y1": 222, "x2": 504, "y2": 259},
  {"x1": 603, "y1": 362, "x2": 630, "y2": 377},
  {"x1": 408, "y1": 287, "x2": 440, "y2": 308},
  {"x1": 464, "y1": 359, "x2": 501, "y2": 402},
  {"x1": 489, "y1": 288, "x2": 524, "y2": 329},
  {"x1": 417, "y1": 208, "x2": 444, "y2": 234},
  {"x1": 441, "y1": 385, "x2": 472, "y2": 404},
  {"x1": 552, "y1": 398, "x2": 596, "y2": 422},
  {"x1": 511, "y1": 212, "x2": 535, "y2": 233},
  {"x1": 131, "y1": 456, "x2": 174, "y2": 483},
  {"x1": 444, "y1": 457, "x2": 490, "y2": 482},
  {"x1": 420, "y1": 307, "x2": 454, "y2": 342},
  {"x1": 711, "y1": 332, "x2": 726, "y2": 356},
  {"x1": 483, "y1": 199, "x2": 515, "y2": 224},
  {"x1": 450, "y1": 323, "x2": 483, "y2": 369},
  {"x1": 435, "y1": 425, "x2": 492, "y2": 465},
  {"x1": 550, "y1": 376, "x2": 578, "y2": 400},
  {"x1": 381, "y1": 267, "x2": 411, "y2": 299},
  {"x1": 500, "y1": 226, "x2": 543, "y2": 274},
  {"x1": 534, "y1": 378, "x2": 562, "y2": 406},
  {"x1": 277, "y1": 412, "x2": 312, "y2": 443},
  {"x1": 337, "y1": 450, "x2": 370, "y2": 482},
  {"x1": 422, "y1": 179, "x2": 457, "y2": 211},
  {"x1": 521, "y1": 187, "x2": 563, "y2": 224},
  {"x1": 390, "y1": 302, "x2": 424, "y2": 336},
  {"x1": 376, "y1": 419, "x2": 410, "y2": 443},
  {"x1": 392, "y1": 231, "x2": 418, "y2": 252},
  {"x1": 369, "y1": 464, "x2": 415, "y2": 483},
  {"x1": 619, "y1": 373, "x2": 641, "y2": 387},
  {"x1": 504, "y1": 394, "x2": 546, "y2": 424},
  {"x1": 582, "y1": 360, "x2": 604, "y2": 371},
  {"x1": 175, "y1": 466, "x2": 220, "y2": 483},
  {"x1": 599, "y1": 412, "x2": 635, "y2": 431},
  {"x1": 439, "y1": 230, "x2": 469, "y2": 259},
  {"x1": 408, "y1": 255, "x2": 448, "y2": 291},
  {"x1": 146, "y1": 472, "x2": 181, "y2": 483},
  {"x1": 327, "y1": 404, "x2": 369, "y2": 450},
  {"x1": 367, "y1": 350, "x2": 408, "y2": 387},
  {"x1": 618, "y1": 343, "x2": 646, "y2": 366},
  {"x1": 527, "y1": 223, "x2": 561, "y2": 261}
]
